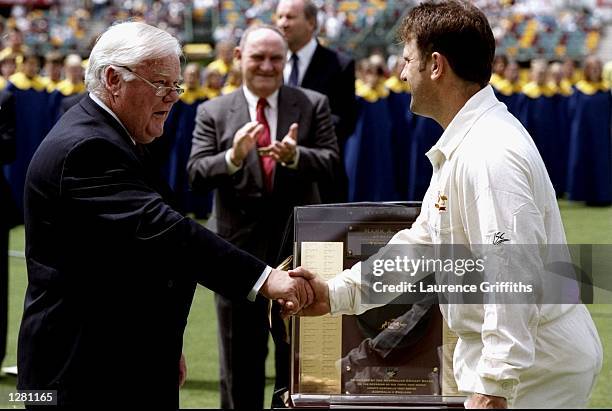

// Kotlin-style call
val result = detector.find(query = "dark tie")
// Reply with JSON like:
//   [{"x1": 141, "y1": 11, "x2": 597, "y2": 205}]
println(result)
[
  {"x1": 289, "y1": 53, "x2": 299, "y2": 87},
  {"x1": 256, "y1": 98, "x2": 275, "y2": 192}
]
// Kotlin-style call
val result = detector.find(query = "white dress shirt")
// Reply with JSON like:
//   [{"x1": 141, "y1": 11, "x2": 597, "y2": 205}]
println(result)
[
  {"x1": 283, "y1": 37, "x2": 317, "y2": 86},
  {"x1": 327, "y1": 86, "x2": 602, "y2": 406}
]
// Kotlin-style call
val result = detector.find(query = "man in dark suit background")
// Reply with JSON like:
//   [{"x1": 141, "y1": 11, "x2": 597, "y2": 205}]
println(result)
[
  {"x1": 18, "y1": 22, "x2": 313, "y2": 408},
  {"x1": 276, "y1": 0, "x2": 357, "y2": 203},
  {"x1": 0, "y1": 89, "x2": 16, "y2": 373},
  {"x1": 187, "y1": 25, "x2": 339, "y2": 409}
]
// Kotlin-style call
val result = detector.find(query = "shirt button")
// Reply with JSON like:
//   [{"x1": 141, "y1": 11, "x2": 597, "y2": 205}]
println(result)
[{"x1": 167, "y1": 280, "x2": 174, "y2": 288}]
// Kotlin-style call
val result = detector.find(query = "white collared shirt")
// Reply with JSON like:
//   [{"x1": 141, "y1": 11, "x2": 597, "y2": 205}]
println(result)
[
  {"x1": 327, "y1": 85, "x2": 577, "y2": 401},
  {"x1": 89, "y1": 92, "x2": 136, "y2": 145},
  {"x1": 283, "y1": 37, "x2": 317, "y2": 86},
  {"x1": 243, "y1": 85, "x2": 280, "y2": 142}
]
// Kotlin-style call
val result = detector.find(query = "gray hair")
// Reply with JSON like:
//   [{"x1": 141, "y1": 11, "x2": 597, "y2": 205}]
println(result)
[{"x1": 85, "y1": 21, "x2": 182, "y2": 97}]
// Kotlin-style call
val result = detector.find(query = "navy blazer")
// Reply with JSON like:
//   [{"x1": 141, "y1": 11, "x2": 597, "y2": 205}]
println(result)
[
  {"x1": 18, "y1": 95, "x2": 266, "y2": 407},
  {"x1": 301, "y1": 43, "x2": 357, "y2": 148}
]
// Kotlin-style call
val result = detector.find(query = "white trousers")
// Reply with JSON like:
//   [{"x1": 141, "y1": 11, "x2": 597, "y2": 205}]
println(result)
[{"x1": 511, "y1": 304, "x2": 602, "y2": 408}]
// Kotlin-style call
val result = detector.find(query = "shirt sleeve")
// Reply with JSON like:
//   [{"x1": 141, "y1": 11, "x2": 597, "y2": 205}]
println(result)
[
  {"x1": 248, "y1": 265, "x2": 273, "y2": 301},
  {"x1": 328, "y1": 202, "x2": 434, "y2": 315},
  {"x1": 460, "y1": 183, "x2": 543, "y2": 400}
]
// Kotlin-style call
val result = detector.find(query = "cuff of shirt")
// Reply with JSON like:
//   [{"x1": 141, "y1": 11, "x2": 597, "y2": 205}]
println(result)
[
  {"x1": 281, "y1": 147, "x2": 300, "y2": 169},
  {"x1": 470, "y1": 378, "x2": 517, "y2": 401},
  {"x1": 248, "y1": 265, "x2": 273, "y2": 301},
  {"x1": 225, "y1": 149, "x2": 242, "y2": 175},
  {"x1": 327, "y1": 276, "x2": 353, "y2": 315}
]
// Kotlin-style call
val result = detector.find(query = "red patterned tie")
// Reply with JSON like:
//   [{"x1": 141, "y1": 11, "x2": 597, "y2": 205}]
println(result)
[{"x1": 256, "y1": 98, "x2": 275, "y2": 192}]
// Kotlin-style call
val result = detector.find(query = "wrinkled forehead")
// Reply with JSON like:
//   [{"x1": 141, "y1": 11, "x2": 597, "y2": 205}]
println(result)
[
  {"x1": 243, "y1": 28, "x2": 287, "y2": 56},
  {"x1": 138, "y1": 55, "x2": 182, "y2": 79}
]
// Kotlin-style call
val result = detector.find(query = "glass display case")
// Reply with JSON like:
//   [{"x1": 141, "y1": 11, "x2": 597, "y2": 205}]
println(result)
[{"x1": 289, "y1": 202, "x2": 465, "y2": 408}]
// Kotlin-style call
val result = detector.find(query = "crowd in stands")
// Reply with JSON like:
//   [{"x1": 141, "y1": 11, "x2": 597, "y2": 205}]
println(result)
[
  {"x1": 0, "y1": 0, "x2": 610, "y2": 222},
  {"x1": 0, "y1": 0, "x2": 603, "y2": 61}
]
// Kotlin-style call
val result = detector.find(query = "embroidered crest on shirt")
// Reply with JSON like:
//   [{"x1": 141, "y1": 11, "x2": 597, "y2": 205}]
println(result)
[
  {"x1": 492, "y1": 232, "x2": 510, "y2": 245},
  {"x1": 435, "y1": 192, "x2": 448, "y2": 212}
]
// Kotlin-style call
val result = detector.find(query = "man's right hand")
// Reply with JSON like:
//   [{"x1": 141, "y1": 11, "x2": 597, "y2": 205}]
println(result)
[
  {"x1": 230, "y1": 121, "x2": 264, "y2": 166},
  {"x1": 288, "y1": 267, "x2": 331, "y2": 316}
]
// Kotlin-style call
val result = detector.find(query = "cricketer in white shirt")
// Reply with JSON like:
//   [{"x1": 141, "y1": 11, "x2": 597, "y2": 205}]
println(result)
[{"x1": 326, "y1": 85, "x2": 603, "y2": 408}]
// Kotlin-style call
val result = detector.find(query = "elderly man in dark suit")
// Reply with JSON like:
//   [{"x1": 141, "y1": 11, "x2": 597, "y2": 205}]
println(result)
[
  {"x1": 187, "y1": 25, "x2": 339, "y2": 409},
  {"x1": 276, "y1": 0, "x2": 356, "y2": 203},
  {"x1": 18, "y1": 22, "x2": 313, "y2": 408},
  {"x1": 0, "y1": 88, "x2": 16, "y2": 373}
]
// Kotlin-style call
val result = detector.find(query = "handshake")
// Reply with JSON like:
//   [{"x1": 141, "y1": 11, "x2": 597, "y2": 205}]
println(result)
[{"x1": 259, "y1": 267, "x2": 331, "y2": 317}]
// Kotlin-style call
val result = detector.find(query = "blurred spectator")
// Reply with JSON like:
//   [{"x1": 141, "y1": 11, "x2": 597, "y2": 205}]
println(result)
[
  {"x1": 0, "y1": 54, "x2": 17, "y2": 89},
  {"x1": 202, "y1": 67, "x2": 223, "y2": 99},
  {"x1": 493, "y1": 60, "x2": 524, "y2": 116},
  {"x1": 0, "y1": 28, "x2": 28, "y2": 66},
  {"x1": 548, "y1": 61, "x2": 573, "y2": 95},
  {"x1": 567, "y1": 55, "x2": 611, "y2": 205},
  {"x1": 56, "y1": 54, "x2": 85, "y2": 96},
  {"x1": 180, "y1": 62, "x2": 206, "y2": 104},
  {"x1": 9, "y1": 51, "x2": 44, "y2": 91},
  {"x1": 221, "y1": 65, "x2": 242, "y2": 95},
  {"x1": 562, "y1": 58, "x2": 581, "y2": 85},
  {"x1": 207, "y1": 40, "x2": 235, "y2": 79},
  {"x1": 490, "y1": 54, "x2": 508, "y2": 88},
  {"x1": 41, "y1": 51, "x2": 63, "y2": 92}
]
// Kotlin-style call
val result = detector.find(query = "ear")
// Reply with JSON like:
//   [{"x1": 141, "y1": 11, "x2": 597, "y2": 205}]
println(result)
[
  {"x1": 104, "y1": 66, "x2": 122, "y2": 96},
  {"x1": 233, "y1": 47, "x2": 242, "y2": 62},
  {"x1": 430, "y1": 52, "x2": 444, "y2": 81}
]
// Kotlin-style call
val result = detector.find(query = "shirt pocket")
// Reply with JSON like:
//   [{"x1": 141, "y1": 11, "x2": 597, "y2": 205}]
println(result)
[{"x1": 428, "y1": 205, "x2": 453, "y2": 243}]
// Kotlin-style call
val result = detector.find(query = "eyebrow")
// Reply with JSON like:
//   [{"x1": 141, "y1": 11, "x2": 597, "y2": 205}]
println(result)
[{"x1": 151, "y1": 71, "x2": 183, "y2": 83}]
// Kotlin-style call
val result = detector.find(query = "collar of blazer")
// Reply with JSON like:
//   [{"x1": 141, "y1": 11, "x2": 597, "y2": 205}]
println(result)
[{"x1": 79, "y1": 95, "x2": 149, "y2": 165}]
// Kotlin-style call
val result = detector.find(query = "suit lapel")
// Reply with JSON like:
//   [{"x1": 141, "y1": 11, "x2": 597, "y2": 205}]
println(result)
[
  {"x1": 80, "y1": 96, "x2": 146, "y2": 167},
  {"x1": 301, "y1": 43, "x2": 322, "y2": 88},
  {"x1": 230, "y1": 90, "x2": 265, "y2": 189}
]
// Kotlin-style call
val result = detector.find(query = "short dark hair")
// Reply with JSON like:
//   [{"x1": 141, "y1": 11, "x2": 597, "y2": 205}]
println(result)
[{"x1": 398, "y1": 0, "x2": 495, "y2": 87}]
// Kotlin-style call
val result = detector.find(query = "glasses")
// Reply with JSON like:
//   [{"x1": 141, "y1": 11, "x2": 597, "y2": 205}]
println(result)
[{"x1": 118, "y1": 65, "x2": 184, "y2": 97}]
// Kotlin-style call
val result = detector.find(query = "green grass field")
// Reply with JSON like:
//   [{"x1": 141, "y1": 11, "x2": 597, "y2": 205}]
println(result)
[{"x1": 0, "y1": 200, "x2": 610, "y2": 408}]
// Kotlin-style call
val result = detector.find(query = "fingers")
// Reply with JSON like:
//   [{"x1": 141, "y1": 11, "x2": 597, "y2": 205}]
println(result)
[
  {"x1": 288, "y1": 266, "x2": 316, "y2": 280},
  {"x1": 296, "y1": 277, "x2": 314, "y2": 308},
  {"x1": 287, "y1": 122, "x2": 298, "y2": 141}
]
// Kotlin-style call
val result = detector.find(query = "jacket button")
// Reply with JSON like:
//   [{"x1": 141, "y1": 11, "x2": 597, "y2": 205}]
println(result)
[{"x1": 167, "y1": 280, "x2": 174, "y2": 288}]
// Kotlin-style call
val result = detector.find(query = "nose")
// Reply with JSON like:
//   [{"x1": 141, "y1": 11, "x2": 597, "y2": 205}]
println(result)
[
  {"x1": 260, "y1": 58, "x2": 274, "y2": 71},
  {"x1": 163, "y1": 89, "x2": 180, "y2": 104}
]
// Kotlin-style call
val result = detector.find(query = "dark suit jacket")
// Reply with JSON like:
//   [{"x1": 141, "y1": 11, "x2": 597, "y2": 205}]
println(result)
[
  {"x1": 301, "y1": 42, "x2": 357, "y2": 148},
  {"x1": 0, "y1": 89, "x2": 18, "y2": 230},
  {"x1": 18, "y1": 96, "x2": 266, "y2": 407},
  {"x1": 187, "y1": 86, "x2": 339, "y2": 262}
]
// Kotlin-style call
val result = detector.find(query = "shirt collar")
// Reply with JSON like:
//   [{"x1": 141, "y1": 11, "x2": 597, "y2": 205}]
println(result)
[
  {"x1": 290, "y1": 37, "x2": 317, "y2": 66},
  {"x1": 242, "y1": 85, "x2": 279, "y2": 110},
  {"x1": 426, "y1": 85, "x2": 500, "y2": 168},
  {"x1": 89, "y1": 92, "x2": 136, "y2": 145}
]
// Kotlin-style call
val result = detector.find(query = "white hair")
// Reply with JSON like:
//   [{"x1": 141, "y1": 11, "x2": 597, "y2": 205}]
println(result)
[{"x1": 85, "y1": 21, "x2": 182, "y2": 97}]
